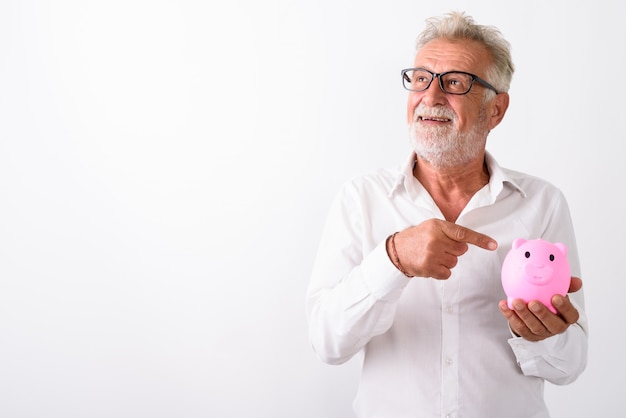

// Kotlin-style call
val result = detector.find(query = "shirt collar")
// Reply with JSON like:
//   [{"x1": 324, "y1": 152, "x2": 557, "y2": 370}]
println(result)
[
  {"x1": 484, "y1": 152, "x2": 527, "y2": 199},
  {"x1": 389, "y1": 151, "x2": 527, "y2": 199},
  {"x1": 389, "y1": 152, "x2": 418, "y2": 197}
]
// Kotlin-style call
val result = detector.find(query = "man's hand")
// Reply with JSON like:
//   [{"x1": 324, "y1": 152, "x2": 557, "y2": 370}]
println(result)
[
  {"x1": 499, "y1": 277, "x2": 582, "y2": 341},
  {"x1": 391, "y1": 219, "x2": 497, "y2": 280}
]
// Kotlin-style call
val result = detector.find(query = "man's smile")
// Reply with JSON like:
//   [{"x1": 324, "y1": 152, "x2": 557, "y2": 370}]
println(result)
[{"x1": 418, "y1": 115, "x2": 452, "y2": 122}]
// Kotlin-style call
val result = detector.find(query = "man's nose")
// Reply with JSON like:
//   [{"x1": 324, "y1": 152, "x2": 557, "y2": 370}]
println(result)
[{"x1": 420, "y1": 77, "x2": 448, "y2": 105}]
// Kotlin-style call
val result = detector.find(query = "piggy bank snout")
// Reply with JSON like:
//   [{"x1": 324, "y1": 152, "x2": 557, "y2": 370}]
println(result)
[{"x1": 523, "y1": 262, "x2": 554, "y2": 284}]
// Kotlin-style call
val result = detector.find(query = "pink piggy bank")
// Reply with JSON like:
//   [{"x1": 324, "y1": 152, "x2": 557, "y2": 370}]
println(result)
[{"x1": 501, "y1": 238, "x2": 571, "y2": 314}]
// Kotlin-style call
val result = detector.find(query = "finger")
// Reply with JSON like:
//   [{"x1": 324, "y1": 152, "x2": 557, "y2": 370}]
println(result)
[
  {"x1": 440, "y1": 253, "x2": 459, "y2": 269},
  {"x1": 499, "y1": 300, "x2": 520, "y2": 325},
  {"x1": 445, "y1": 241, "x2": 469, "y2": 257},
  {"x1": 499, "y1": 301, "x2": 537, "y2": 341},
  {"x1": 431, "y1": 266, "x2": 452, "y2": 280},
  {"x1": 527, "y1": 300, "x2": 569, "y2": 336},
  {"x1": 442, "y1": 223, "x2": 498, "y2": 251},
  {"x1": 552, "y1": 295, "x2": 580, "y2": 325},
  {"x1": 568, "y1": 277, "x2": 583, "y2": 293},
  {"x1": 512, "y1": 300, "x2": 550, "y2": 337}
]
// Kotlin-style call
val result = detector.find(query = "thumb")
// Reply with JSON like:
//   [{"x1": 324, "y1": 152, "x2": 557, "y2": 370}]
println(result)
[{"x1": 568, "y1": 276, "x2": 583, "y2": 293}]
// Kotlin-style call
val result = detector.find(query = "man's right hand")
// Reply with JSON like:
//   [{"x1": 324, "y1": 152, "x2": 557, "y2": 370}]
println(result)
[{"x1": 389, "y1": 219, "x2": 498, "y2": 280}]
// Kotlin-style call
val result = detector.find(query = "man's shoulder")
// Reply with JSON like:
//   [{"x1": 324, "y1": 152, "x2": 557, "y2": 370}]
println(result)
[
  {"x1": 342, "y1": 166, "x2": 400, "y2": 194},
  {"x1": 499, "y1": 166, "x2": 563, "y2": 196},
  {"x1": 501, "y1": 166, "x2": 555, "y2": 184}
]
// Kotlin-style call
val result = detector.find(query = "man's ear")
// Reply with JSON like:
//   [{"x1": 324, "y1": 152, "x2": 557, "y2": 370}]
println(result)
[{"x1": 488, "y1": 92, "x2": 509, "y2": 130}]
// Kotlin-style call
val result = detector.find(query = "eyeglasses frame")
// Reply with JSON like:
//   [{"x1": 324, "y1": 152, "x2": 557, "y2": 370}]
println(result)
[{"x1": 401, "y1": 67, "x2": 500, "y2": 95}]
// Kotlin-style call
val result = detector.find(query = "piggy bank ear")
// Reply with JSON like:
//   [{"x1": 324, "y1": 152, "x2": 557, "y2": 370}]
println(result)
[
  {"x1": 512, "y1": 238, "x2": 527, "y2": 250},
  {"x1": 555, "y1": 243, "x2": 568, "y2": 256}
]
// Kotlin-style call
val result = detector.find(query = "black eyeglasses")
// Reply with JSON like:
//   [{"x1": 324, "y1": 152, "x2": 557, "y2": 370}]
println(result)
[{"x1": 401, "y1": 68, "x2": 500, "y2": 95}]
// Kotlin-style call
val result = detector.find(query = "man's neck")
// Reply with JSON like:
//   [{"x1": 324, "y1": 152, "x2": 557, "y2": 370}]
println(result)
[{"x1": 413, "y1": 153, "x2": 490, "y2": 222}]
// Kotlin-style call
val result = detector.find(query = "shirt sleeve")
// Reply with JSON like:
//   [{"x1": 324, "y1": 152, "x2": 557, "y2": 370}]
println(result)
[
  {"x1": 305, "y1": 182, "x2": 410, "y2": 365},
  {"x1": 507, "y1": 296, "x2": 588, "y2": 385},
  {"x1": 507, "y1": 189, "x2": 589, "y2": 385}
]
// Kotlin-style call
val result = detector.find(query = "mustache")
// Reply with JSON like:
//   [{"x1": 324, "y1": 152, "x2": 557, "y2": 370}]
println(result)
[{"x1": 412, "y1": 105, "x2": 456, "y2": 123}]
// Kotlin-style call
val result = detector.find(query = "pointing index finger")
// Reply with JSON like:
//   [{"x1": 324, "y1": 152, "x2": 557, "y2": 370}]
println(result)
[{"x1": 444, "y1": 223, "x2": 498, "y2": 251}]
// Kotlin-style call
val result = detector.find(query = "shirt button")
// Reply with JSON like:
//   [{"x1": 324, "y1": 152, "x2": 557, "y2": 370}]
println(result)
[
  {"x1": 446, "y1": 358, "x2": 453, "y2": 366},
  {"x1": 446, "y1": 306, "x2": 453, "y2": 313}
]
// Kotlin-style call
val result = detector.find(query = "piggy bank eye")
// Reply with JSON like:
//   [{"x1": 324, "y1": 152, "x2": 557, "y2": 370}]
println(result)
[
  {"x1": 549, "y1": 254, "x2": 555, "y2": 262},
  {"x1": 524, "y1": 251, "x2": 530, "y2": 258}
]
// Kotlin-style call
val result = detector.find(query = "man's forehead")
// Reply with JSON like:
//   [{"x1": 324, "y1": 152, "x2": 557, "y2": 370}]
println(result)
[{"x1": 413, "y1": 38, "x2": 491, "y2": 73}]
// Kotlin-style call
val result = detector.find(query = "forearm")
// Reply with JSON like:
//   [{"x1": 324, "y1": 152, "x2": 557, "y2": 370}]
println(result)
[
  {"x1": 508, "y1": 190, "x2": 588, "y2": 384},
  {"x1": 508, "y1": 296, "x2": 588, "y2": 385},
  {"x1": 306, "y1": 242, "x2": 409, "y2": 364}
]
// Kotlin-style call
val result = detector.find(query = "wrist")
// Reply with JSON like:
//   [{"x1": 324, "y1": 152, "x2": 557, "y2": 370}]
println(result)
[{"x1": 386, "y1": 232, "x2": 413, "y2": 278}]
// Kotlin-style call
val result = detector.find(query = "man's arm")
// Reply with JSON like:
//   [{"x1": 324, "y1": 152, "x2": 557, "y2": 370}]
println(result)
[{"x1": 499, "y1": 189, "x2": 588, "y2": 385}]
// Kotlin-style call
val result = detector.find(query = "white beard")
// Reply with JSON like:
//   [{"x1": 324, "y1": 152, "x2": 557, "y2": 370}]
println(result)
[{"x1": 409, "y1": 104, "x2": 489, "y2": 168}]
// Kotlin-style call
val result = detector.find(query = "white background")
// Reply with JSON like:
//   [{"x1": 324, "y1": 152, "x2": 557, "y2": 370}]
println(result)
[{"x1": 0, "y1": 1, "x2": 622, "y2": 417}]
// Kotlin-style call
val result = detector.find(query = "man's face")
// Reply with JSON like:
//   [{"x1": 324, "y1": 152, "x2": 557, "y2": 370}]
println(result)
[{"x1": 407, "y1": 38, "x2": 506, "y2": 168}]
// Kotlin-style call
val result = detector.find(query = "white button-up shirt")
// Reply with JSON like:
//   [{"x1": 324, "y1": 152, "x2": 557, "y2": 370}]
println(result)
[{"x1": 306, "y1": 152, "x2": 588, "y2": 418}]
